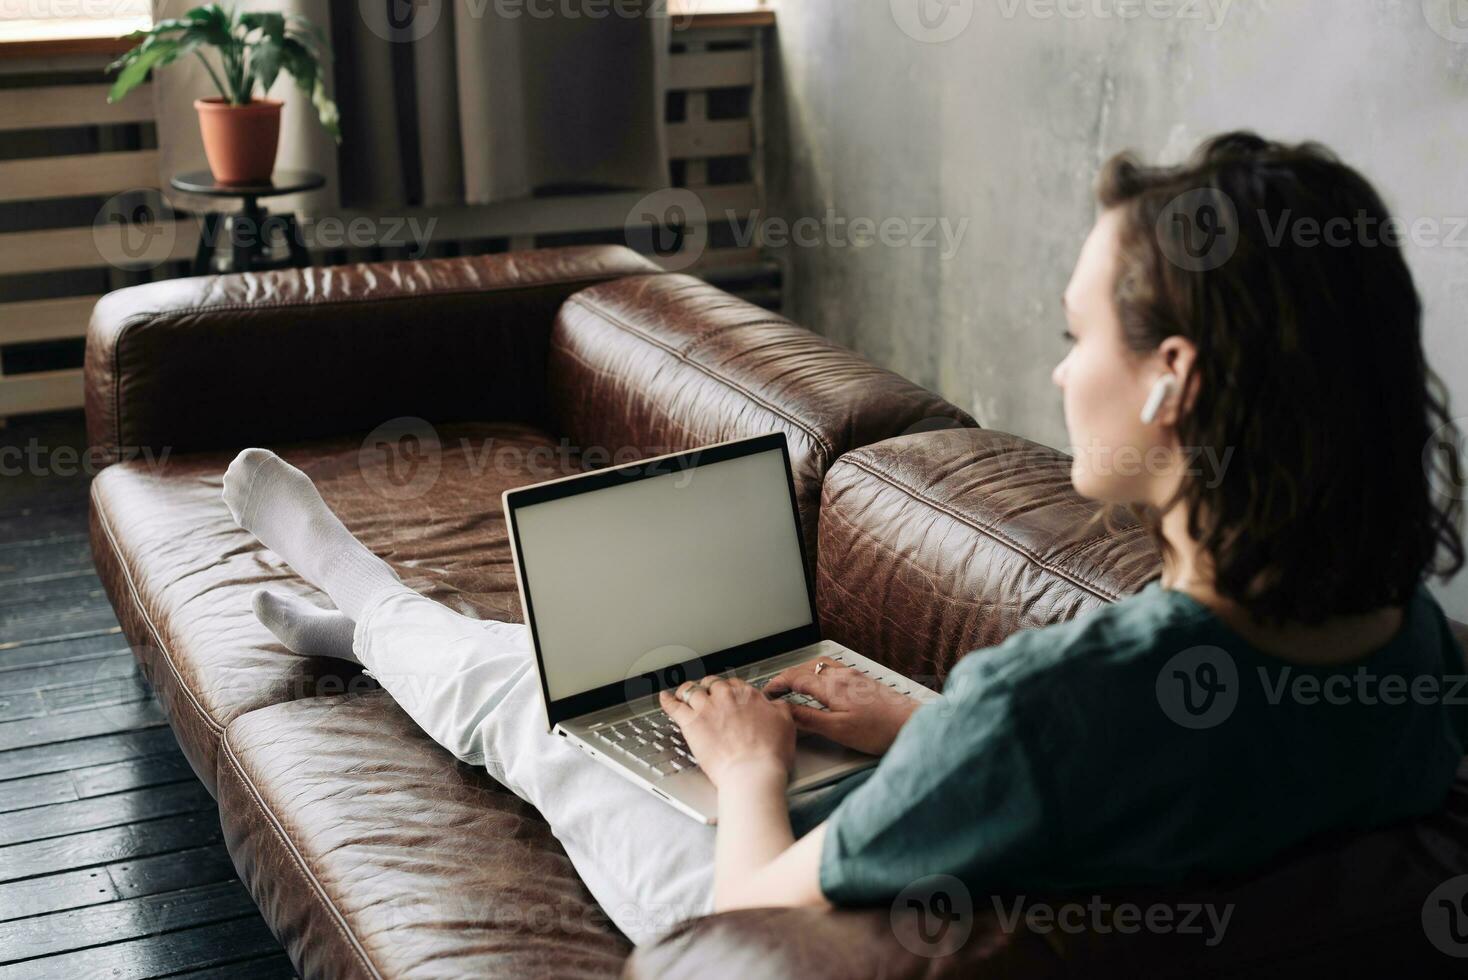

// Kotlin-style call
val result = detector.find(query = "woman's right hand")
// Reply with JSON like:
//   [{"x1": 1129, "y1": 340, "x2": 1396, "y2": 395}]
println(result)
[{"x1": 762, "y1": 658, "x2": 922, "y2": 757}]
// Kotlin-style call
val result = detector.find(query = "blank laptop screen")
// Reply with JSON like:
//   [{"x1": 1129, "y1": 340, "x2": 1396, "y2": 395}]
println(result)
[{"x1": 513, "y1": 446, "x2": 813, "y2": 703}]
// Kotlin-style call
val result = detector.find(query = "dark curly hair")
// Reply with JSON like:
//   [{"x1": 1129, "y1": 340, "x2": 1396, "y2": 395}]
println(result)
[{"x1": 1095, "y1": 131, "x2": 1463, "y2": 625}]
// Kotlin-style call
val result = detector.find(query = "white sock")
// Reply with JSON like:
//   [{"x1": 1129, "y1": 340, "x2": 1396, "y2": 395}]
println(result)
[
  {"x1": 222, "y1": 449, "x2": 405, "y2": 620},
  {"x1": 253, "y1": 590, "x2": 360, "y2": 663}
]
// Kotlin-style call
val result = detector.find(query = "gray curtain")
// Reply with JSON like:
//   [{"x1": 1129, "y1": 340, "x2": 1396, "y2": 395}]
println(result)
[{"x1": 156, "y1": 0, "x2": 670, "y2": 212}]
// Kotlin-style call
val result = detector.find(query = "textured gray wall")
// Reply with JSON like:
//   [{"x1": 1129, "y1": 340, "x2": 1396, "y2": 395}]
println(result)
[{"x1": 766, "y1": 0, "x2": 1468, "y2": 617}]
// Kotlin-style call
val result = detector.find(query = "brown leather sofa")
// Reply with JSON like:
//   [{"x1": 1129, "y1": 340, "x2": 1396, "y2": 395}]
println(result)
[{"x1": 86, "y1": 246, "x2": 1468, "y2": 978}]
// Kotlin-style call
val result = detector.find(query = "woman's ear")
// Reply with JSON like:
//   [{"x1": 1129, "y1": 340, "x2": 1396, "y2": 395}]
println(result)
[{"x1": 1154, "y1": 336, "x2": 1200, "y2": 425}]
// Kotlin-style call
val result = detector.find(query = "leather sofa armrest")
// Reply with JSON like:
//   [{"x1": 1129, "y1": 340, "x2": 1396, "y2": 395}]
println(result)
[
  {"x1": 622, "y1": 906, "x2": 1057, "y2": 979},
  {"x1": 85, "y1": 245, "x2": 659, "y2": 466},
  {"x1": 547, "y1": 274, "x2": 978, "y2": 567}
]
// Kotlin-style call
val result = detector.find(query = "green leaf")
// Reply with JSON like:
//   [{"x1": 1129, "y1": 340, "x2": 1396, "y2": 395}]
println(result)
[
  {"x1": 285, "y1": 14, "x2": 330, "y2": 55},
  {"x1": 241, "y1": 12, "x2": 285, "y2": 39},
  {"x1": 311, "y1": 78, "x2": 341, "y2": 142},
  {"x1": 278, "y1": 37, "x2": 340, "y2": 142},
  {"x1": 250, "y1": 37, "x2": 283, "y2": 95},
  {"x1": 183, "y1": 5, "x2": 234, "y2": 46},
  {"x1": 107, "y1": 38, "x2": 179, "y2": 103}
]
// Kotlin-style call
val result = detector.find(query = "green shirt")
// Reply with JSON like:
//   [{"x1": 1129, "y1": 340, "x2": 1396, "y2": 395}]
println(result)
[{"x1": 792, "y1": 581, "x2": 1468, "y2": 905}]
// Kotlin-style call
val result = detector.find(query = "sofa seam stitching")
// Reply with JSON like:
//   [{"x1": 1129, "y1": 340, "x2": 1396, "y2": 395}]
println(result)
[
  {"x1": 111, "y1": 271, "x2": 641, "y2": 323},
  {"x1": 562, "y1": 294, "x2": 836, "y2": 467},
  {"x1": 221, "y1": 730, "x2": 384, "y2": 980},
  {"x1": 837, "y1": 455, "x2": 1125, "y2": 604},
  {"x1": 91, "y1": 478, "x2": 225, "y2": 736}
]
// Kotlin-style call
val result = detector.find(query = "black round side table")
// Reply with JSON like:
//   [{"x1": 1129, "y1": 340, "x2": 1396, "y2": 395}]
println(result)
[{"x1": 170, "y1": 170, "x2": 327, "y2": 274}]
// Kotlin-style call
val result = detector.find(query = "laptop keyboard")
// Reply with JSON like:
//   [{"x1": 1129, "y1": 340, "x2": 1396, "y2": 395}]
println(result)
[
  {"x1": 591, "y1": 712, "x2": 698, "y2": 778},
  {"x1": 587, "y1": 662, "x2": 878, "y2": 780}
]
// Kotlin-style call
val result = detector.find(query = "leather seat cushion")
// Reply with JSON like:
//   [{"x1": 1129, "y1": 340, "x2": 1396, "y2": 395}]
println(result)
[
  {"x1": 217, "y1": 691, "x2": 629, "y2": 980},
  {"x1": 89, "y1": 420, "x2": 584, "y2": 794}
]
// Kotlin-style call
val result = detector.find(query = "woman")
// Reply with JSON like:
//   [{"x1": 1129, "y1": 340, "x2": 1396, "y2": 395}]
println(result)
[{"x1": 223, "y1": 132, "x2": 1467, "y2": 942}]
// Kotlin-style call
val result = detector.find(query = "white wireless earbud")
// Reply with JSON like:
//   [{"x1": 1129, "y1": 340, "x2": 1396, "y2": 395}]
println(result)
[{"x1": 1140, "y1": 376, "x2": 1178, "y2": 425}]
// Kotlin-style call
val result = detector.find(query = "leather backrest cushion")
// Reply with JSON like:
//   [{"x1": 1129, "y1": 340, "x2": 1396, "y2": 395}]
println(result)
[
  {"x1": 86, "y1": 246, "x2": 659, "y2": 460},
  {"x1": 548, "y1": 274, "x2": 977, "y2": 567},
  {"x1": 817, "y1": 427, "x2": 1163, "y2": 687}
]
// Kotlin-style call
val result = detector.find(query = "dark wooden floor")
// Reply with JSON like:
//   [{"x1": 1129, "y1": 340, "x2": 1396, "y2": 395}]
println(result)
[{"x1": 0, "y1": 411, "x2": 294, "y2": 978}]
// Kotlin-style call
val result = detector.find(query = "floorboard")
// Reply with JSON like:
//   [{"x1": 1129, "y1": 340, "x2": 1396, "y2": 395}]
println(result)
[
  {"x1": 0, "y1": 914, "x2": 283, "y2": 980},
  {"x1": 0, "y1": 725, "x2": 177, "y2": 781},
  {"x1": 0, "y1": 810, "x2": 226, "y2": 883},
  {"x1": 0, "y1": 880, "x2": 257, "y2": 963},
  {"x1": 0, "y1": 649, "x2": 135, "y2": 696},
  {"x1": 0, "y1": 629, "x2": 131, "y2": 672},
  {"x1": 0, "y1": 780, "x2": 213, "y2": 847},
  {"x1": 0, "y1": 410, "x2": 294, "y2": 978},
  {"x1": 0, "y1": 568, "x2": 104, "y2": 608}
]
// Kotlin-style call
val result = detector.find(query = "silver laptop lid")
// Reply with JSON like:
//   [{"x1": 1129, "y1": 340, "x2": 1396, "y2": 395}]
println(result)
[{"x1": 502, "y1": 432, "x2": 820, "y2": 730}]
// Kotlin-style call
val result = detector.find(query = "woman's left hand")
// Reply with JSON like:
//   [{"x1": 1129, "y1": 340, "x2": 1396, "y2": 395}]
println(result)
[{"x1": 660, "y1": 676, "x2": 796, "y2": 789}]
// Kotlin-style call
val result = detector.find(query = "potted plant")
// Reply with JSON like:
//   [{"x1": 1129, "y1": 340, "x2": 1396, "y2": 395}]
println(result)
[{"x1": 107, "y1": 4, "x2": 340, "y2": 185}]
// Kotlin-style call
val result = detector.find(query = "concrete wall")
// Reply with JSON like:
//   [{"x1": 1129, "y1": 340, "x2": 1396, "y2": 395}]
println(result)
[{"x1": 765, "y1": 0, "x2": 1468, "y2": 617}]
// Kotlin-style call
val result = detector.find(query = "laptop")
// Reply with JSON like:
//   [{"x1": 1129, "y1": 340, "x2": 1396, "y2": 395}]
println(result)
[{"x1": 502, "y1": 431, "x2": 942, "y2": 824}]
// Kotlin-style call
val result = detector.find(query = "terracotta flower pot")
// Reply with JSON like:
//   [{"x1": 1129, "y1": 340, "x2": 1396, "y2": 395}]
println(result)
[{"x1": 194, "y1": 97, "x2": 283, "y2": 184}]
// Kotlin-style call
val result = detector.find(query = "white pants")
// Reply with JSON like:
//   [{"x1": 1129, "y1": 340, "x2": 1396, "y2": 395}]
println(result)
[{"x1": 352, "y1": 589, "x2": 717, "y2": 945}]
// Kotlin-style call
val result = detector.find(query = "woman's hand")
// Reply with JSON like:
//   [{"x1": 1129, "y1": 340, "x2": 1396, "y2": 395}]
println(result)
[
  {"x1": 762, "y1": 658, "x2": 921, "y2": 756},
  {"x1": 660, "y1": 676, "x2": 796, "y2": 789}
]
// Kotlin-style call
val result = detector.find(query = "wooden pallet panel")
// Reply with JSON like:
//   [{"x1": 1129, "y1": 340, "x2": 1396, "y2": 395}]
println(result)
[
  {"x1": 0, "y1": 83, "x2": 154, "y2": 132},
  {"x1": 0, "y1": 151, "x2": 160, "y2": 203}
]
